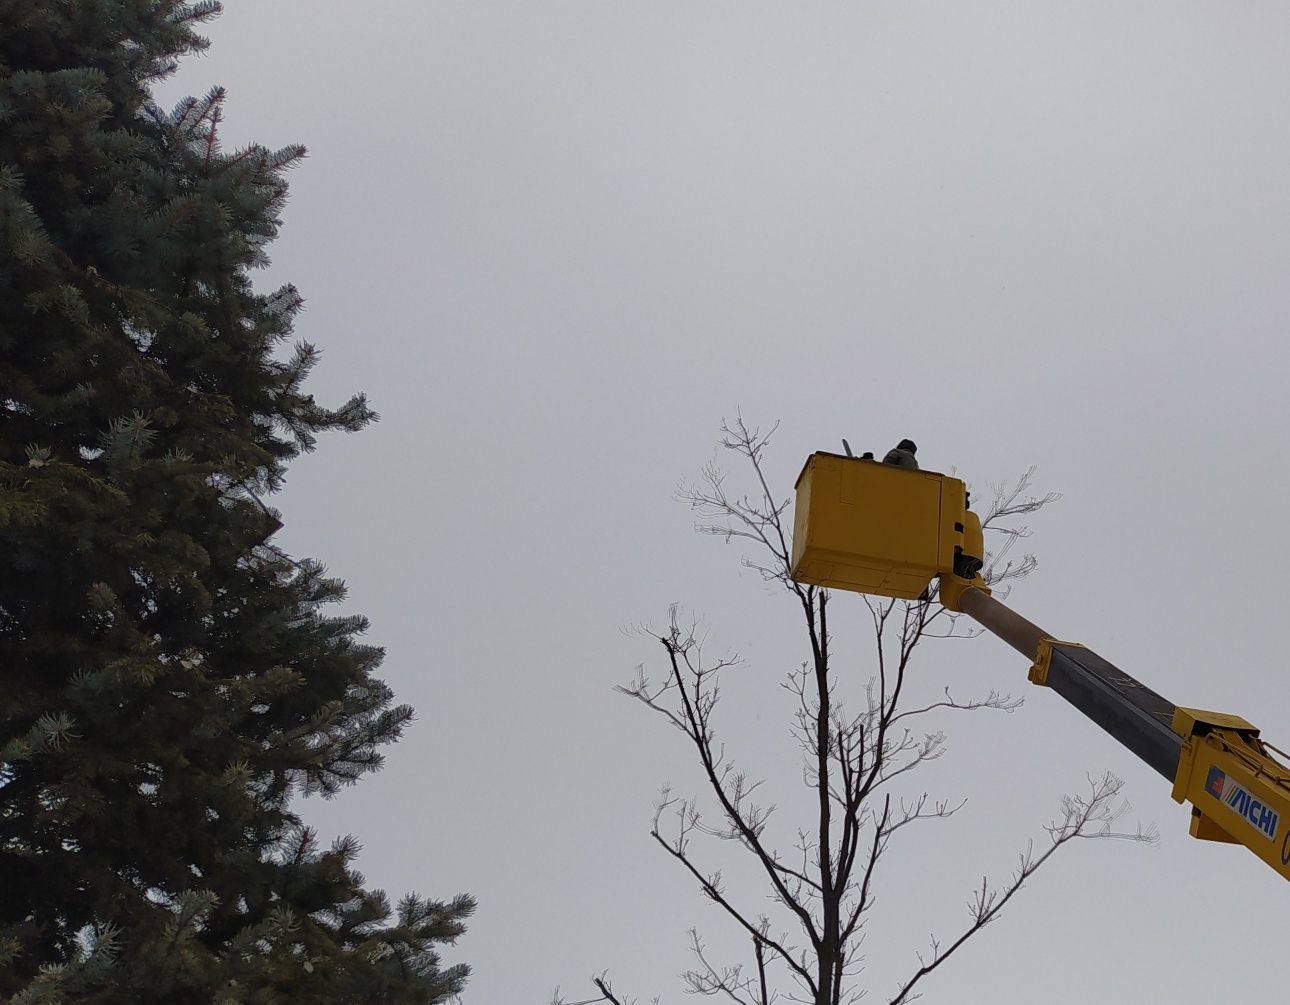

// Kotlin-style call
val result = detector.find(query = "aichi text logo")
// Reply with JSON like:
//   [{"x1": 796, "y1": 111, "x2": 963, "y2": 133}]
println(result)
[{"x1": 1206, "y1": 767, "x2": 1279, "y2": 841}]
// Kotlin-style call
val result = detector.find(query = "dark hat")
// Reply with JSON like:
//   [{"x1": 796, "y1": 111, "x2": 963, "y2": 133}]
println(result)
[{"x1": 897, "y1": 439, "x2": 917, "y2": 453}]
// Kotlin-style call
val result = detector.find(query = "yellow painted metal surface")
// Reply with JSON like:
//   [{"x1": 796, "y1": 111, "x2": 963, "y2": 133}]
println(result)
[
  {"x1": 1028, "y1": 638, "x2": 1054, "y2": 686},
  {"x1": 1025, "y1": 638, "x2": 1088, "y2": 686},
  {"x1": 1188, "y1": 807, "x2": 1240, "y2": 844},
  {"x1": 1172, "y1": 706, "x2": 1259, "y2": 738},
  {"x1": 1171, "y1": 708, "x2": 1290, "y2": 879},
  {"x1": 938, "y1": 572, "x2": 990, "y2": 611},
  {"x1": 962, "y1": 510, "x2": 985, "y2": 576},
  {"x1": 790, "y1": 452, "x2": 983, "y2": 600}
]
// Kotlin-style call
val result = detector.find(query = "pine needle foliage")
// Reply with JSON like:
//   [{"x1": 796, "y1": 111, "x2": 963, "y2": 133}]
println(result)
[{"x1": 0, "y1": 3, "x2": 472, "y2": 1001}]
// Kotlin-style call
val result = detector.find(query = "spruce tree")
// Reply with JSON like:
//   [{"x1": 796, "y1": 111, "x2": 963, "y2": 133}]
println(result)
[{"x1": 0, "y1": 3, "x2": 472, "y2": 1001}]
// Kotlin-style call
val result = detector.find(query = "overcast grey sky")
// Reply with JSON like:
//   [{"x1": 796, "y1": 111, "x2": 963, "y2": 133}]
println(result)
[{"x1": 160, "y1": 3, "x2": 1290, "y2": 1001}]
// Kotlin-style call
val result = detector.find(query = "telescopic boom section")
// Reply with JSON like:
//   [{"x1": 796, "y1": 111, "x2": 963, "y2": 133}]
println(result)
[
  {"x1": 788, "y1": 451, "x2": 1290, "y2": 884},
  {"x1": 956, "y1": 585, "x2": 1290, "y2": 882},
  {"x1": 956, "y1": 589, "x2": 1185, "y2": 782}
]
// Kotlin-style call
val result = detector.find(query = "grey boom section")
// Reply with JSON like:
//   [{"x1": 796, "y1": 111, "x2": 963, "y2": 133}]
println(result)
[
  {"x1": 1044, "y1": 643, "x2": 1183, "y2": 781},
  {"x1": 955, "y1": 588, "x2": 1183, "y2": 780}
]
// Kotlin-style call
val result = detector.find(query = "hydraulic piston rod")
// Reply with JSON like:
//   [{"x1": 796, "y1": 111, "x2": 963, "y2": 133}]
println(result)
[{"x1": 956, "y1": 587, "x2": 1049, "y2": 661}]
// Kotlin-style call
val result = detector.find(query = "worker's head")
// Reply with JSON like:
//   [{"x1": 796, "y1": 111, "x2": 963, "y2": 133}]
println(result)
[{"x1": 897, "y1": 439, "x2": 917, "y2": 454}]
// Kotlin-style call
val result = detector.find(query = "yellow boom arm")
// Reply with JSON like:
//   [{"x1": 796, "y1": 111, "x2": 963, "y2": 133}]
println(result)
[
  {"x1": 790, "y1": 451, "x2": 1290, "y2": 882},
  {"x1": 1170, "y1": 706, "x2": 1290, "y2": 876}
]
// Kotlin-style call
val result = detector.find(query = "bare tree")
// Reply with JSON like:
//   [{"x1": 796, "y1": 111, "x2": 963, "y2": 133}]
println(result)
[{"x1": 559, "y1": 419, "x2": 1154, "y2": 1005}]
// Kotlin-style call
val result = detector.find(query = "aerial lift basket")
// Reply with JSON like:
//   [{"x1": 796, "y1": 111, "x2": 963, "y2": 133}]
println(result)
[{"x1": 789, "y1": 452, "x2": 979, "y2": 600}]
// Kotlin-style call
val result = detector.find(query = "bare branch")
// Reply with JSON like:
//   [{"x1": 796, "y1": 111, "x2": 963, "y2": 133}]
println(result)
[
  {"x1": 887, "y1": 687, "x2": 1023, "y2": 728},
  {"x1": 684, "y1": 929, "x2": 762, "y2": 1005},
  {"x1": 888, "y1": 772, "x2": 1156, "y2": 1005},
  {"x1": 651, "y1": 826, "x2": 819, "y2": 995},
  {"x1": 551, "y1": 973, "x2": 631, "y2": 1005}
]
